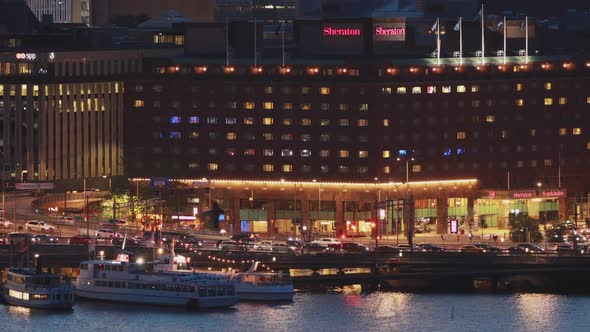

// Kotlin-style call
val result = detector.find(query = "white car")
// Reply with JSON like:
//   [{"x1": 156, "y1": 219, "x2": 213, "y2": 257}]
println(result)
[
  {"x1": 271, "y1": 241, "x2": 290, "y2": 253},
  {"x1": 25, "y1": 220, "x2": 55, "y2": 233},
  {"x1": 58, "y1": 216, "x2": 75, "y2": 223},
  {"x1": 95, "y1": 228, "x2": 122, "y2": 238},
  {"x1": 312, "y1": 238, "x2": 341, "y2": 246},
  {"x1": 0, "y1": 218, "x2": 13, "y2": 228},
  {"x1": 253, "y1": 240, "x2": 274, "y2": 251}
]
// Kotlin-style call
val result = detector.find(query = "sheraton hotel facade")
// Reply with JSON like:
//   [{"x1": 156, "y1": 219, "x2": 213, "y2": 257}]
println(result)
[{"x1": 7, "y1": 16, "x2": 585, "y2": 236}]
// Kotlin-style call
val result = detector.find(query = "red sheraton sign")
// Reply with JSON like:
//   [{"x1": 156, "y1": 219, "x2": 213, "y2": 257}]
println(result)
[
  {"x1": 374, "y1": 26, "x2": 405, "y2": 36},
  {"x1": 512, "y1": 191, "x2": 534, "y2": 199},
  {"x1": 323, "y1": 27, "x2": 361, "y2": 36}
]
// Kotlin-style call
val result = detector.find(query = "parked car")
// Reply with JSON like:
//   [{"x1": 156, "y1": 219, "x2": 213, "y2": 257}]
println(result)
[
  {"x1": 271, "y1": 241, "x2": 290, "y2": 253},
  {"x1": 100, "y1": 219, "x2": 126, "y2": 227},
  {"x1": 515, "y1": 243, "x2": 545, "y2": 254},
  {"x1": 219, "y1": 240, "x2": 240, "y2": 251},
  {"x1": 286, "y1": 240, "x2": 304, "y2": 252},
  {"x1": 25, "y1": 220, "x2": 55, "y2": 233},
  {"x1": 69, "y1": 235, "x2": 93, "y2": 245},
  {"x1": 460, "y1": 245, "x2": 485, "y2": 253},
  {"x1": 57, "y1": 216, "x2": 75, "y2": 223},
  {"x1": 312, "y1": 238, "x2": 341, "y2": 246},
  {"x1": 231, "y1": 232, "x2": 260, "y2": 245},
  {"x1": 397, "y1": 244, "x2": 413, "y2": 252},
  {"x1": 416, "y1": 244, "x2": 445, "y2": 252},
  {"x1": 32, "y1": 234, "x2": 58, "y2": 243},
  {"x1": 302, "y1": 242, "x2": 331, "y2": 255},
  {"x1": 340, "y1": 242, "x2": 369, "y2": 253},
  {"x1": 375, "y1": 245, "x2": 400, "y2": 253},
  {"x1": 473, "y1": 243, "x2": 502, "y2": 253},
  {"x1": 253, "y1": 240, "x2": 274, "y2": 251},
  {"x1": 95, "y1": 228, "x2": 122, "y2": 238}
]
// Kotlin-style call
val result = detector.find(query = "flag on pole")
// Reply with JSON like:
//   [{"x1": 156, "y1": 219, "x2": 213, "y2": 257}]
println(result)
[
  {"x1": 520, "y1": 21, "x2": 526, "y2": 30},
  {"x1": 497, "y1": 20, "x2": 504, "y2": 30},
  {"x1": 430, "y1": 19, "x2": 439, "y2": 33},
  {"x1": 454, "y1": 19, "x2": 461, "y2": 31},
  {"x1": 474, "y1": 8, "x2": 482, "y2": 20}
]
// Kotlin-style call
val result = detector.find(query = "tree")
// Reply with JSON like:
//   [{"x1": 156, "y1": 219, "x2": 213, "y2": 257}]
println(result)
[{"x1": 509, "y1": 213, "x2": 543, "y2": 242}]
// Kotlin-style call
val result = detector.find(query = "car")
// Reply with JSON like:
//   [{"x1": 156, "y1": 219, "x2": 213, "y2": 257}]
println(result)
[
  {"x1": 58, "y1": 216, "x2": 75, "y2": 223},
  {"x1": 576, "y1": 244, "x2": 589, "y2": 254},
  {"x1": 341, "y1": 242, "x2": 369, "y2": 253},
  {"x1": 553, "y1": 244, "x2": 584, "y2": 255},
  {"x1": 25, "y1": 220, "x2": 55, "y2": 233},
  {"x1": 312, "y1": 238, "x2": 341, "y2": 246},
  {"x1": 286, "y1": 240, "x2": 304, "y2": 252},
  {"x1": 515, "y1": 243, "x2": 545, "y2": 254},
  {"x1": 271, "y1": 241, "x2": 290, "y2": 253},
  {"x1": 375, "y1": 245, "x2": 400, "y2": 253},
  {"x1": 0, "y1": 218, "x2": 13, "y2": 228},
  {"x1": 100, "y1": 219, "x2": 126, "y2": 227},
  {"x1": 460, "y1": 245, "x2": 485, "y2": 253},
  {"x1": 218, "y1": 240, "x2": 240, "y2": 251},
  {"x1": 473, "y1": 243, "x2": 502, "y2": 253},
  {"x1": 301, "y1": 242, "x2": 331, "y2": 255},
  {"x1": 397, "y1": 244, "x2": 413, "y2": 252},
  {"x1": 253, "y1": 240, "x2": 274, "y2": 251},
  {"x1": 95, "y1": 228, "x2": 122, "y2": 238},
  {"x1": 231, "y1": 232, "x2": 260, "y2": 245},
  {"x1": 416, "y1": 244, "x2": 445, "y2": 252},
  {"x1": 69, "y1": 235, "x2": 94, "y2": 245},
  {"x1": 32, "y1": 234, "x2": 58, "y2": 243}
]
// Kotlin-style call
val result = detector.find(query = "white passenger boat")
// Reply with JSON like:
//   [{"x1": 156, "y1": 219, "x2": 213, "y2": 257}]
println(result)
[
  {"x1": 2, "y1": 268, "x2": 75, "y2": 309},
  {"x1": 75, "y1": 255, "x2": 238, "y2": 309},
  {"x1": 234, "y1": 262, "x2": 294, "y2": 301}
]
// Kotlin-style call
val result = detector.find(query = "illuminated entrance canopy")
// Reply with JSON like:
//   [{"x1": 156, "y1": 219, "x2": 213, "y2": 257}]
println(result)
[{"x1": 482, "y1": 189, "x2": 567, "y2": 199}]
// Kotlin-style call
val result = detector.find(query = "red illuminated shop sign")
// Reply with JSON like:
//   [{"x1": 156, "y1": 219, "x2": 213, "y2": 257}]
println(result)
[
  {"x1": 541, "y1": 189, "x2": 566, "y2": 198},
  {"x1": 512, "y1": 191, "x2": 535, "y2": 199},
  {"x1": 374, "y1": 26, "x2": 405, "y2": 36},
  {"x1": 323, "y1": 27, "x2": 361, "y2": 36}
]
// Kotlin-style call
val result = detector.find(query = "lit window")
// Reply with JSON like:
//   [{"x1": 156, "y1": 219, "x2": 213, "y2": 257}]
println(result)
[
  {"x1": 383, "y1": 119, "x2": 390, "y2": 127},
  {"x1": 339, "y1": 150, "x2": 350, "y2": 158},
  {"x1": 262, "y1": 133, "x2": 273, "y2": 141},
  {"x1": 382, "y1": 87, "x2": 392, "y2": 94},
  {"x1": 301, "y1": 87, "x2": 311, "y2": 95},
  {"x1": 244, "y1": 117, "x2": 254, "y2": 125},
  {"x1": 244, "y1": 102, "x2": 255, "y2": 110},
  {"x1": 357, "y1": 119, "x2": 368, "y2": 127},
  {"x1": 263, "y1": 117, "x2": 274, "y2": 125},
  {"x1": 263, "y1": 149, "x2": 274, "y2": 157},
  {"x1": 486, "y1": 115, "x2": 495, "y2": 123},
  {"x1": 397, "y1": 87, "x2": 407, "y2": 94},
  {"x1": 358, "y1": 151, "x2": 368, "y2": 158},
  {"x1": 321, "y1": 165, "x2": 329, "y2": 173},
  {"x1": 170, "y1": 116, "x2": 181, "y2": 124},
  {"x1": 471, "y1": 85, "x2": 480, "y2": 92},
  {"x1": 320, "y1": 119, "x2": 330, "y2": 126},
  {"x1": 263, "y1": 164, "x2": 274, "y2": 172},
  {"x1": 226, "y1": 148, "x2": 236, "y2": 156},
  {"x1": 530, "y1": 129, "x2": 536, "y2": 137},
  {"x1": 426, "y1": 86, "x2": 436, "y2": 94},
  {"x1": 559, "y1": 128, "x2": 567, "y2": 136},
  {"x1": 208, "y1": 163, "x2": 218, "y2": 171},
  {"x1": 516, "y1": 99, "x2": 524, "y2": 107},
  {"x1": 300, "y1": 134, "x2": 311, "y2": 142},
  {"x1": 244, "y1": 149, "x2": 256, "y2": 156},
  {"x1": 412, "y1": 87, "x2": 421, "y2": 94},
  {"x1": 301, "y1": 149, "x2": 311, "y2": 157},
  {"x1": 358, "y1": 167, "x2": 369, "y2": 174},
  {"x1": 169, "y1": 132, "x2": 181, "y2": 139},
  {"x1": 320, "y1": 134, "x2": 330, "y2": 142},
  {"x1": 281, "y1": 149, "x2": 293, "y2": 157},
  {"x1": 282, "y1": 118, "x2": 292, "y2": 125},
  {"x1": 227, "y1": 101, "x2": 237, "y2": 109},
  {"x1": 573, "y1": 128, "x2": 582, "y2": 135},
  {"x1": 456, "y1": 85, "x2": 466, "y2": 93},
  {"x1": 301, "y1": 118, "x2": 312, "y2": 126},
  {"x1": 544, "y1": 82, "x2": 552, "y2": 90},
  {"x1": 134, "y1": 100, "x2": 144, "y2": 107},
  {"x1": 456, "y1": 132, "x2": 467, "y2": 139},
  {"x1": 320, "y1": 87, "x2": 330, "y2": 95},
  {"x1": 472, "y1": 100, "x2": 481, "y2": 108},
  {"x1": 301, "y1": 103, "x2": 312, "y2": 111},
  {"x1": 207, "y1": 117, "x2": 218, "y2": 124},
  {"x1": 189, "y1": 116, "x2": 200, "y2": 124},
  {"x1": 516, "y1": 83, "x2": 524, "y2": 91},
  {"x1": 501, "y1": 130, "x2": 508, "y2": 138},
  {"x1": 338, "y1": 104, "x2": 349, "y2": 111},
  {"x1": 320, "y1": 103, "x2": 330, "y2": 111},
  {"x1": 282, "y1": 165, "x2": 293, "y2": 172},
  {"x1": 338, "y1": 119, "x2": 349, "y2": 126},
  {"x1": 544, "y1": 159, "x2": 553, "y2": 167},
  {"x1": 587, "y1": 97, "x2": 590, "y2": 104},
  {"x1": 412, "y1": 165, "x2": 421, "y2": 173},
  {"x1": 264, "y1": 86, "x2": 273, "y2": 94},
  {"x1": 544, "y1": 98, "x2": 553, "y2": 105},
  {"x1": 383, "y1": 166, "x2": 391, "y2": 173},
  {"x1": 457, "y1": 148, "x2": 465, "y2": 155},
  {"x1": 189, "y1": 132, "x2": 199, "y2": 139},
  {"x1": 263, "y1": 102, "x2": 274, "y2": 110},
  {"x1": 188, "y1": 163, "x2": 199, "y2": 169},
  {"x1": 442, "y1": 86, "x2": 451, "y2": 93},
  {"x1": 337, "y1": 166, "x2": 350, "y2": 173},
  {"x1": 283, "y1": 102, "x2": 293, "y2": 110},
  {"x1": 320, "y1": 150, "x2": 330, "y2": 157},
  {"x1": 587, "y1": 142, "x2": 590, "y2": 150},
  {"x1": 281, "y1": 133, "x2": 293, "y2": 141},
  {"x1": 227, "y1": 132, "x2": 237, "y2": 140},
  {"x1": 383, "y1": 150, "x2": 390, "y2": 158},
  {"x1": 559, "y1": 97, "x2": 567, "y2": 105},
  {"x1": 359, "y1": 104, "x2": 369, "y2": 111}
]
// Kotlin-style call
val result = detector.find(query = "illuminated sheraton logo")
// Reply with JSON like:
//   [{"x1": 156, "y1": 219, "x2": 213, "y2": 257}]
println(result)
[
  {"x1": 374, "y1": 26, "x2": 405, "y2": 36},
  {"x1": 323, "y1": 27, "x2": 361, "y2": 36}
]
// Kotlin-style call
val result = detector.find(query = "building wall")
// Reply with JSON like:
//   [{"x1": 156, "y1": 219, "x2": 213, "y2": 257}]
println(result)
[
  {"x1": 91, "y1": 0, "x2": 214, "y2": 26},
  {"x1": 25, "y1": 0, "x2": 89, "y2": 23}
]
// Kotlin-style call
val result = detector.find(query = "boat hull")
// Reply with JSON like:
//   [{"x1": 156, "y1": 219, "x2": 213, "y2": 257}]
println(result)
[
  {"x1": 238, "y1": 291, "x2": 294, "y2": 301},
  {"x1": 3, "y1": 289, "x2": 74, "y2": 310}
]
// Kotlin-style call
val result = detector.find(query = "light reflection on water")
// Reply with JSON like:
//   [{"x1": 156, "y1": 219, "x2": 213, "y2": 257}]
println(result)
[{"x1": 2, "y1": 290, "x2": 590, "y2": 332}]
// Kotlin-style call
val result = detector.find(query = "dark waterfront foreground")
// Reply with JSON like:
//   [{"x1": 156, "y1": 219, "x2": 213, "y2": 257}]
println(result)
[{"x1": 2, "y1": 289, "x2": 590, "y2": 332}]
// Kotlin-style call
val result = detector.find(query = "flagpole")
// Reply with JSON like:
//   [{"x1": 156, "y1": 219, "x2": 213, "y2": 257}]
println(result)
[
  {"x1": 281, "y1": 20, "x2": 285, "y2": 67},
  {"x1": 436, "y1": 18, "x2": 440, "y2": 66},
  {"x1": 524, "y1": 16, "x2": 529, "y2": 63},
  {"x1": 225, "y1": 17, "x2": 229, "y2": 67},
  {"x1": 481, "y1": 4, "x2": 485, "y2": 65},
  {"x1": 503, "y1": 16, "x2": 507, "y2": 64},
  {"x1": 459, "y1": 17, "x2": 463, "y2": 66}
]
